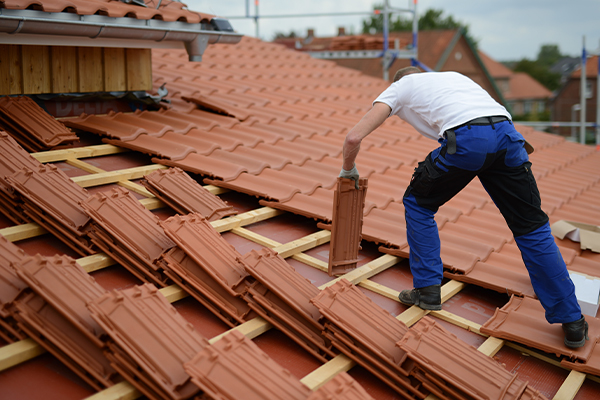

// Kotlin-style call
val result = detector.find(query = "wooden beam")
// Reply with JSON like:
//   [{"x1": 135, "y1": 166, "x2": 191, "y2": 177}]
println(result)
[
  {"x1": 76, "y1": 253, "x2": 116, "y2": 273},
  {"x1": 85, "y1": 381, "x2": 142, "y2": 400},
  {"x1": 319, "y1": 254, "x2": 399, "y2": 289},
  {"x1": 71, "y1": 165, "x2": 167, "y2": 187},
  {"x1": 7, "y1": 44, "x2": 23, "y2": 95},
  {"x1": 158, "y1": 284, "x2": 189, "y2": 303},
  {"x1": 477, "y1": 337, "x2": 504, "y2": 357},
  {"x1": 552, "y1": 370, "x2": 586, "y2": 400},
  {"x1": 31, "y1": 144, "x2": 128, "y2": 163},
  {"x1": 211, "y1": 207, "x2": 283, "y2": 233},
  {"x1": 275, "y1": 230, "x2": 331, "y2": 259},
  {"x1": 300, "y1": 354, "x2": 355, "y2": 390},
  {"x1": 0, "y1": 338, "x2": 46, "y2": 372},
  {"x1": 0, "y1": 223, "x2": 47, "y2": 242}
]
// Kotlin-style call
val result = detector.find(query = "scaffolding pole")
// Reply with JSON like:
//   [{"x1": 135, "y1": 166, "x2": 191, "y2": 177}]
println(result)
[{"x1": 580, "y1": 36, "x2": 587, "y2": 145}]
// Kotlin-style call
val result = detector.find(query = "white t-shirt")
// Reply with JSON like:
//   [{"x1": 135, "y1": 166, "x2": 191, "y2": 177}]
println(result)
[{"x1": 374, "y1": 71, "x2": 511, "y2": 140}]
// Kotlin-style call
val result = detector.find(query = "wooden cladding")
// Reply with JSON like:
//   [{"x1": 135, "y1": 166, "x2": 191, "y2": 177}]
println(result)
[{"x1": 0, "y1": 45, "x2": 152, "y2": 96}]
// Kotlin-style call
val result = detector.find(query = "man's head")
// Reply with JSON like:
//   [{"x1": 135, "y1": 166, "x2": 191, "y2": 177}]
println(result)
[{"x1": 393, "y1": 66, "x2": 421, "y2": 82}]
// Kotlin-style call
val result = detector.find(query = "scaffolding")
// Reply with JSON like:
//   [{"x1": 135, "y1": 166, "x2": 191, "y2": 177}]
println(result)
[
  {"x1": 578, "y1": 36, "x2": 600, "y2": 146},
  {"x1": 226, "y1": 0, "x2": 426, "y2": 80}
]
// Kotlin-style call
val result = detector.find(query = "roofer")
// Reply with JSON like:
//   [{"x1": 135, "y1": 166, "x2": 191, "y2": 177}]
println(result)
[{"x1": 340, "y1": 67, "x2": 588, "y2": 349}]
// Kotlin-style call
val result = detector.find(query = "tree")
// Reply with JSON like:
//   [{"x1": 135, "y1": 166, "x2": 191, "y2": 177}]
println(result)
[
  {"x1": 536, "y1": 44, "x2": 562, "y2": 69},
  {"x1": 512, "y1": 44, "x2": 564, "y2": 91},
  {"x1": 273, "y1": 31, "x2": 298, "y2": 39},
  {"x1": 361, "y1": 6, "x2": 477, "y2": 46}
]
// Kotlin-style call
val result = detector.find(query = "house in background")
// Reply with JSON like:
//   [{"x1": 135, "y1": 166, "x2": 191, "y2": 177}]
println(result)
[
  {"x1": 274, "y1": 28, "x2": 508, "y2": 107},
  {"x1": 551, "y1": 55, "x2": 598, "y2": 139},
  {"x1": 479, "y1": 51, "x2": 553, "y2": 120}
]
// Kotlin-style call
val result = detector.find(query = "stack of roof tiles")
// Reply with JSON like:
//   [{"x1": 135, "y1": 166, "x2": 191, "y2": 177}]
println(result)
[
  {"x1": 312, "y1": 279, "x2": 548, "y2": 399},
  {"x1": 0, "y1": 96, "x2": 78, "y2": 152}
]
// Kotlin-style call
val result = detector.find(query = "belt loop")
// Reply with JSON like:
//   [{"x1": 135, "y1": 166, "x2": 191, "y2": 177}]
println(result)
[{"x1": 489, "y1": 116, "x2": 495, "y2": 130}]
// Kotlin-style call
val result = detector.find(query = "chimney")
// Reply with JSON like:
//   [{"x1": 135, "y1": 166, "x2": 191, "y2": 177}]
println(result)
[
  {"x1": 338, "y1": 27, "x2": 346, "y2": 36},
  {"x1": 307, "y1": 28, "x2": 314, "y2": 38}
]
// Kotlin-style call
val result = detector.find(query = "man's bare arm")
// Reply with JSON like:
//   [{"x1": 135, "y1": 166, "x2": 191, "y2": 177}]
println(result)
[{"x1": 342, "y1": 102, "x2": 392, "y2": 170}]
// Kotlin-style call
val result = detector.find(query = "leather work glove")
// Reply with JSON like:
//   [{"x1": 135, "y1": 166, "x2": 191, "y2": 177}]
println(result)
[{"x1": 339, "y1": 164, "x2": 359, "y2": 189}]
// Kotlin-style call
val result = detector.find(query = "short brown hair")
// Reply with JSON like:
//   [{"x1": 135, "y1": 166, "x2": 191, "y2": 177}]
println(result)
[{"x1": 393, "y1": 66, "x2": 421, "y2": 82}]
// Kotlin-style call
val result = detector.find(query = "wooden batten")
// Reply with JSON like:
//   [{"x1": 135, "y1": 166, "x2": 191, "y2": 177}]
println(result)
[{"x1": 0, "y1": 44, "x2": 152, "y2": 96}]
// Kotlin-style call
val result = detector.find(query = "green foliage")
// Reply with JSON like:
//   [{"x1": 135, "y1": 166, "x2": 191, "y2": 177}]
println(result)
[
  {"x1": 513, "y1": 46, "x2": 563, "y2": 91},
  {"x1": 273, "y1": 31, "x2": 298, "y2": 39},
  {"x1": 361, "y1": 6, "x2": 477, "y2": 47}
]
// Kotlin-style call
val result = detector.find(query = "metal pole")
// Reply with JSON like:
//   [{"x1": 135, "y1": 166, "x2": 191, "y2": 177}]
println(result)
[
  {"x1": 254, "y1": 0, "x2": 259, "y2": 38},
  {"x1": 382, "y1": 0, "x2": 390, "y2": 81},
  {"x1": 580, "y1": 36, "x2": 587, "y2": 145},
  {"x1": 596, "y1": 41, "x2": 600, "y2": 147},
  {"x1": 412, "y1": 0, "x2": 418, "y2": 56}
]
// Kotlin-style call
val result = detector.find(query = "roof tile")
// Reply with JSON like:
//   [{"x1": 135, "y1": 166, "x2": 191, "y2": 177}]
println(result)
[{"x1": 141, "y1": 167, "x2": 237, "y2": 221}]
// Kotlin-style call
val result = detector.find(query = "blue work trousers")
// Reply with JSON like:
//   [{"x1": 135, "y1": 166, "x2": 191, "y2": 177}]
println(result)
[{"x1": 403, "y1": 119, "x2": 581, "y2": 323}]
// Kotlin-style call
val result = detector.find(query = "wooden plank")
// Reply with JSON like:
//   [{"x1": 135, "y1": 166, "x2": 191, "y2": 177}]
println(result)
[
  {"x1": 431, "y1": 309, "x2": 482, "y2": 335},
  {"x1": 477, "y1": 336, "x2": 504, "y2": 357},
  {"x1": 125, "y1": 48, "x2": 152, "y2": 91},
  {"x1": 300, "y1": 354, "x2": 355, "y2": 390},
  {"x1": 275, "y1": 230, "x2": 331, "y2": 259},
  {"x1": 78, "y1": 47, "x2": 104, "y2": 93},
  {"x1": 22, "y1": 45, "x2": 51, "y2": 94},
  {"x1": 31, "y1": 144, "x2": 128, "y2": 163},
  {"x1": 211, "y1": 207, "x2": 283, "y2": 233},
  {"x1": 0, "y1": 338, "x2": 46, "y2": 372},
  {"x1": 51, "y1": 46, "x2": 78, "y2": 93},
  {"x1": 358, "y1": 280, "x2": 399, "y2": 300},
  {"x1": 76, "y1": 253, "x2": 116, "y2": 273},
  {"x1": 139, "y1": 197, "x2": 165, "y2": 210},
  {"x1": 553, "y1": 370, "x2": 586, "y2": 400},
  {"x1": 7, "y1": 44, "x2": 23, "y2": 94},
  {"x1": 0, "y1": 44, "x2": 11, "y2": 94},
  {"x1": 103, "y1": 48, "x2": 126, "y2": 92},
  {"x1": 158, "y1": 284, "x2": 189, "y2": 303},
  {"x1": 71, "y1": 164, "x2": 167, "y2": 187},
  {"x1": 0, "y1": 223, "x2": 47, "y2": 242},
  {"x1": 319, "y1": 254, "x2": 399, "y2": 289},
  {"x1": 85, "y1": 381, "x2": 141, "y2": 400}
]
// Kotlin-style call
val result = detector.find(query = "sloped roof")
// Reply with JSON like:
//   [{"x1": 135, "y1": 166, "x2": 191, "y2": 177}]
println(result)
[
  {"x1": 479, "y1": 50, "x2": 553, "y2": 101},
  {"x1": 1, "y1": 23, "x2": 600, "y2": 400},
  {"x1": 572, "y1": 55, "x2": 599, "y2": 78},
  {"x1": 0, "y1": 0, "x2": 213, "y2": 23}
]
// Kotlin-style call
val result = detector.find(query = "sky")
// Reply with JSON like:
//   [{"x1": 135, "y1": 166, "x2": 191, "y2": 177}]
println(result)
[{"x1": 185, "y1": 0, "x2": 600, "y2": 62}]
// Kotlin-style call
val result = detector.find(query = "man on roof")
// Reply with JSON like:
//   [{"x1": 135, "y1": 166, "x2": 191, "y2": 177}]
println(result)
[{"x1": 340, "y1": 66, "x2": 588, "y2": 348}]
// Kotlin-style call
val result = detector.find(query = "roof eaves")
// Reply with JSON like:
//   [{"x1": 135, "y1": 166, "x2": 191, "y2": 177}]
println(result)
[{"x1": 0, "y1": 8, "x2": 242, "y2": 61}]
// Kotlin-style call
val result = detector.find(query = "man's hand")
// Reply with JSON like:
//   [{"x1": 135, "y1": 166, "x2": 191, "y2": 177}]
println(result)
[{"x1": 339, "y1": 164, "x2": 359, "y2": 189}]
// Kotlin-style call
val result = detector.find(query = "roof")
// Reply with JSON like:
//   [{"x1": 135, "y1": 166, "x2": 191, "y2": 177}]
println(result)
[
  {"x1": 0, "y1": 0, "x2": 213, "y2": 23},
  {"x1": 572, "y1": 55, "x2": 599, "y2": 78},
  {"x1": 480, "y1": 50, "x2": 553, "y2": 101},
  {"x1": 479, "y1": 51, "x2": 513, "y2": 78},
  {"x1": 1, "y1": 20, "x2": 600, "y2": 400}
]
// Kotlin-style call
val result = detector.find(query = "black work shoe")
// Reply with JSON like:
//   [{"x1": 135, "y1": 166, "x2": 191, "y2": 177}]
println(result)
[
  {"x1": 562, "y1": 316, "x2": 589, "y2": 349},
  {"x1": 398, "y1": 284, "x2": 442, "y2": 311}
]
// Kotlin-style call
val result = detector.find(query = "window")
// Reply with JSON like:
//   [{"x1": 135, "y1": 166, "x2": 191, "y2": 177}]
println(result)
[
  {"x1": 586, "y1": 81, "x2": 593, "y2": 99},
  {"x1": 524, "y1": 101, "x2": 532, "y2": 114}
]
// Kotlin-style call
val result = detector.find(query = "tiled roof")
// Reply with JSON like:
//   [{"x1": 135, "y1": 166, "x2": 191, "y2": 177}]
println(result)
[
  {"x1": 0, "y1": 0, "x2": 213, "y2": 23},
  {"x1": 572, "y1": 55, "x2": 599, "y2": 78},
  {"x1": 1, "y1": 25, "x2": 600, "y2": 400},
  {"x1": 479, "y1": 51, "x2": 553, "y2": 101}
]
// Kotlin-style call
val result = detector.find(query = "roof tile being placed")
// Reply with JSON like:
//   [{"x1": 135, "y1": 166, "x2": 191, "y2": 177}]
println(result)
[
  {"x1": 205, "y1": 172, "x2": 302, "y2": 202},
  {"x1": 311, "y1": 279, "x2": 422, "y2": 398},
  {"x1": 12, "y1": 254, "x2": 117, "y2": 389},
  {"x1": 184, "y1": 330, "x2": 312, "y2": 400},
  {"x1": 0, "y1": 96, "x2": 78, "y2": 152},
  {"x1": 328, "y1": 177, "x2": 368, "y2": 276},
  {"x1": 141, "y1": 167, "x2": 237, "y2": 221},
  {"x1": 242, "y1": 248, "x2": 334, "y2": 361},
  {"x1": 398, "y1": 317, "x2": 544, "y2": 400},
  {"x1": 88, "y1": 284, "x2": 208, "y2": 400},
  {"x1": 481, "y1": 296, "x2": 600, "y2": 362},
  {"x1": 81, "y1": 187, "x2": 176, "y2": 286}
]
